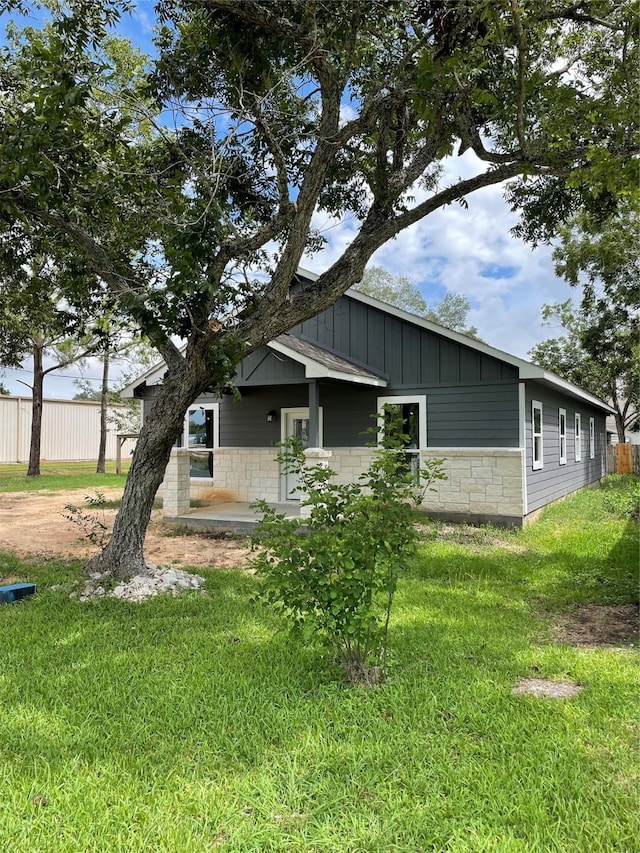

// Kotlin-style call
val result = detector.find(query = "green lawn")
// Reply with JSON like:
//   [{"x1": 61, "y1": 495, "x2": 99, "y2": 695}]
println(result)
[
  {"x1": 0, "y1": 461, "x2": 130, "y2": 493},
  {"x1": 0, "y1": 478, "x2": 638, "y2": 852}
]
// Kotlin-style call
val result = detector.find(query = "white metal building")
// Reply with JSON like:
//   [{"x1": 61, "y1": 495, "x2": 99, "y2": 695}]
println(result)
[{"x1": 0, "y1": 395, "x2": 140, "y2": 463}]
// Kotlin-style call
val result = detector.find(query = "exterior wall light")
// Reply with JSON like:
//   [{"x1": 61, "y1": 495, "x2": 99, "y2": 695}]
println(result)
[{"x1": 266, "y1": 410, "x2": 278, "y2": 423}]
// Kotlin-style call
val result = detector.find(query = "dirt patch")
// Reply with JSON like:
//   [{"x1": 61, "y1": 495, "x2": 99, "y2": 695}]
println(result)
[
  {"x1": 0, "y1": 487, "x2": 251, "y2": 570},
  {"x1": 512, "y1": 678, "x2": 583, "y2": 698},
  {"x1": 423, "y1": 522, "x2": 526, "y2": 553},
  {"x1": 554, "y1": 604, "x2": 639, "y2": 648}
]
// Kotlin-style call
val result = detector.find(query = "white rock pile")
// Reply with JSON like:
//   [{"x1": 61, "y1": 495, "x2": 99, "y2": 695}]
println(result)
[{"x1": 77, "y1": 564, "x2": 206, "y2": 603}]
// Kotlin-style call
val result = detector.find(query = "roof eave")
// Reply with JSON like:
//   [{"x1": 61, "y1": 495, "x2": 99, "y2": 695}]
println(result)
[{"x1": 268, "y1": 339, "x2": 387, "y2": 388}]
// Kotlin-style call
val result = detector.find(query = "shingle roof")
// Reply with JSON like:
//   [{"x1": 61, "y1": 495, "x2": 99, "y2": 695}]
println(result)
[{"x1": 273, "y1": 334, "x2": 385, "y2": 383}]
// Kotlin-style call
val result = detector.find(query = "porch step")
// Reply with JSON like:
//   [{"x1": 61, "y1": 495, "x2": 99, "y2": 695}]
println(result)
[{"x1": 0, "y1": 582, "x2": 37, "y2": 604}]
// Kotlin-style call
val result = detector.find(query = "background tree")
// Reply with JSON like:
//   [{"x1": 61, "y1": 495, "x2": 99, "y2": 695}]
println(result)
[
  {"x1": 529, "y1": 195, "x2": 639, "y2": 442},
  {"x1": 1, "y1": 1, "x2": 637, "y2": 577},
  {"x1": 0, "y1": 241, "x2": 103, "y2": 475},
  {"x1": 73, "y1": 333, "x2": 149, "y2": 472},
  {"x1": 355, "y1": 267, "x2": 480, "y2": 338},
  {"x1": 0, "y1": 381, "x2": 10, "y2": 396}
]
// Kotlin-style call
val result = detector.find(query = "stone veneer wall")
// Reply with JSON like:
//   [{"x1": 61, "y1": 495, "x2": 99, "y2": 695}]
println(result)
[
  {"x1": 417, "y1": 448, "x2": 524, "y2": 523},
  {"x1": 163, "y1": 446, "x2": 525, "y2": 524},
  {"x1": 206, "y1": 448, "x2": 281, "y2": 503},
  {"x1": 328, "y1": 447, "x2": 524, "y2": 523}
]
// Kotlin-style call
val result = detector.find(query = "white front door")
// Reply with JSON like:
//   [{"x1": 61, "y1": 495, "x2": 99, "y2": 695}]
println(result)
[{"x1": 283, "y1": 409, "x2": 310, "y2": 499}]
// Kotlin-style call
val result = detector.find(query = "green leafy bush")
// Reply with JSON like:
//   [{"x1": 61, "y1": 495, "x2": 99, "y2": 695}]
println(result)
[
  {"x1": 63, "y1": 491, "x2": 110, "y2": 549},
  {"x1": 601, "y1": 474, "x2": 640, "y2": 520},
  {"x1": 251, "y1": 410, "x2": 446, "y2": 685}
]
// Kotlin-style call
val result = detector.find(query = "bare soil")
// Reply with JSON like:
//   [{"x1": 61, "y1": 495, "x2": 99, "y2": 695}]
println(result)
[
  {"x1": 0, "y1": 488, "x2": 251, "y2": 570},
  {"x1": 512, "y1": 677, "x2": 584, "y2": 698},
  {"x1": 554, "y1": 603, "x2": 639, "y2": 648}
]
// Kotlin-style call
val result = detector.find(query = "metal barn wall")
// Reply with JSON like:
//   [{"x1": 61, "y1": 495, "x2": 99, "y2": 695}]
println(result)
[{"x1": 0, "y1": 396, "x2": 139, "y2": 463}]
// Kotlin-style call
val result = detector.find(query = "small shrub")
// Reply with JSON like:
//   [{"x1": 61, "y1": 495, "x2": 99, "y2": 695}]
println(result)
[
  {"x1": 63, "y1": 492, "x2": 110, "y2": 549},
  {"x1": 601, "y1": 474, "x2": 640, "y2": 520},
  {"x1": 251, "y1": 410, "x2": 446, "y2": 685}
]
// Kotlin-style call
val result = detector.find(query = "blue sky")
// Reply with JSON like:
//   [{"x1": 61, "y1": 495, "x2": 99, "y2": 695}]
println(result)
[{"x1": 1, "y1": 3, "x2": 575, "y2": 399}]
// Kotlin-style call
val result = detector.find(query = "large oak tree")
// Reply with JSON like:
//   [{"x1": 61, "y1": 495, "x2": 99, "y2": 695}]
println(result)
[{"x1": 1, "y1": 0, "x2": 638, "y2": 577}]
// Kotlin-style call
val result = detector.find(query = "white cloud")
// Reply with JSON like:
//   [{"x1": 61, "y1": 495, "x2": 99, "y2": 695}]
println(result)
[{"x1": 306, "y1": 150, "x2": 575, "y2": 360}]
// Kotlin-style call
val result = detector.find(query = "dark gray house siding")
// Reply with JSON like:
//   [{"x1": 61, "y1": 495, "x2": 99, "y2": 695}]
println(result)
[
  {"x1": 425, "y1": 383, "x2": 519, "y2": 447},
  {"x1": 131, "y1": 283, "x2": 611, "y2": 524},
  {"x1": 290, "y1": 296, "x2": 518, "y2": 388},
  {"x1": 524, "y1": 382, "x2": 606, "y2": 514}
]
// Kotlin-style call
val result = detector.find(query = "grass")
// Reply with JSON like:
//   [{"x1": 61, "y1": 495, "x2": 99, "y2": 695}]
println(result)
[
  {"x1": 0, "y1": 479, "x2": 638, "y2": 851},
  {"x1": 0, "y1": 461, "x2": 131, "y2": 493}
]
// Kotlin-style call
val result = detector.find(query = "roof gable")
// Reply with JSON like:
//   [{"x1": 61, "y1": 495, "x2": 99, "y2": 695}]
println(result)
[{"x1": 120, "y1": 266, "x2": 614, "y2": 413}]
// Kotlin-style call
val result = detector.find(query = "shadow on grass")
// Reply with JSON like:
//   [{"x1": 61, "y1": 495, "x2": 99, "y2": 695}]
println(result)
[{"x1": 0, "y1": 499, "x2": 636, "y2": 787}]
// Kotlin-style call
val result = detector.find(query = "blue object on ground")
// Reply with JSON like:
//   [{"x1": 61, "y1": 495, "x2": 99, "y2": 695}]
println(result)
[{"x1": 0, "y1": 582, "x2": 37, "y2": 603}]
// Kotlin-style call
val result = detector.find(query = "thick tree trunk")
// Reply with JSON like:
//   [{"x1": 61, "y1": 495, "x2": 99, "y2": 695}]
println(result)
[
  {"x1": 27, "y1": 343, "x2": 45, "y2": 477},
  {"x1": 615, "y1": 413, "x2": 626, "y2": 444},
  {"x1": 85, "y1": 357, "x2": 208, "y2": 579},
  {"x1": 96, "y1": 350, "x2": 109, "y2": 474}
]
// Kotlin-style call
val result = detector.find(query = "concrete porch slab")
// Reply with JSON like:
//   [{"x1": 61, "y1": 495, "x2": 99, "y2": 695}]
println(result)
[{"x1": 163, "y1": 501, "x2": 300, "y2": 535}]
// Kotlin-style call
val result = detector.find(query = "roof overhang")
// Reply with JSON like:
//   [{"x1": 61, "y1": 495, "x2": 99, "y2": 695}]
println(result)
[
  {"x1": 268, "y1": 337, "x2": 388, "y2": 387},
  {"x1": 121, "y1": 265, "x2": 612, "y2": 412}
]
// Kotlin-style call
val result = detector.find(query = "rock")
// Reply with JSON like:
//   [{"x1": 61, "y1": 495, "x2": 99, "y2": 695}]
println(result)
[{"x1": 74, "y1": 564, "x2": 206, "y2": 603}]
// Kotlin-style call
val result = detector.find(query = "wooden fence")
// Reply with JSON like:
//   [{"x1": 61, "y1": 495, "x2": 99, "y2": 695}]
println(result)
[{"x1": 606, "y1": 443, "x2": 640, "y2": 475}]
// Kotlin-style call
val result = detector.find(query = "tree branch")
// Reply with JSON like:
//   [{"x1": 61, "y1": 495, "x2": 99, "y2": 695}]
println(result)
[{"x1": 510, "y1": 0, "x2": 529, "y2": 158}]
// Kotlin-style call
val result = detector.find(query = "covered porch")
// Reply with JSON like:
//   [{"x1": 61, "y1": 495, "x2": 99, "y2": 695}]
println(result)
[{"x1": 164, "y1": 498, "x2": 300, "y2": 535}]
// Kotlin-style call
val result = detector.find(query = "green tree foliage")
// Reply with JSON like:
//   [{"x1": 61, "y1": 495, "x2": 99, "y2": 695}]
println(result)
[
  {"x1": 356, "y1": 267, "x2": 429, "y2": 316},
  {"x1": 0, "y1": 240, "x2": 104, "y2": 474},
  {"x1": 252, "y1": 409, "x2": 445, "y2": 685},
  {"x1": 529, "y1": 196, "x2": 639, "y2": 442},
  {"x1": 0, "y1": 381, "x2": 10, "y2": 395},
  {"x1": 355, "y1": 267, "x2": 480, "y2": 338},
  {"x1": 0, "y1": 1, "x2": 637, "y2": 576},
  {"x1": 529, "y1": 300, "x2": 638, "y2": 442}
]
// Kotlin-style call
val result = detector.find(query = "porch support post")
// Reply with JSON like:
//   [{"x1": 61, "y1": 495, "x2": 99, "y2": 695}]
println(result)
[
  {"x1": 308, "y1": 380, "x2": 321, "y2": 448},
  {"x1": 163, "y1": 448, "x2": 191, "y2": 518},
  {"x1": 300, "y1": 447, "x2": 333, "y2": 520}
]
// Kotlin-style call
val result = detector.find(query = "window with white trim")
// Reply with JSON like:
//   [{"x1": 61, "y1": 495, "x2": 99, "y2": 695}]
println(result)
[
  {"x1": 377, "y1": 395, "x2": 426, "y2": 480},
  {"x1": 574, "y1": 413, "x2": 582, "y2": 462},
  {"x1": 532, "y1": 400, "x2": 543, "y2": 470},
  {"x1": 558, "y1": 408, "x2": 567, "y2": 465},
  {"x1": 589, "y1": 417, "x2": 595, "y2": 459}
]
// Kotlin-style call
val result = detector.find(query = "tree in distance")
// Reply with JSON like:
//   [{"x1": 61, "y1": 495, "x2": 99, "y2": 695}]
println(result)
[
  {"x1": 355, "y1": 266, "x2": 481, "y2": 338},
  {"x1": 529, "y1": 195, "x2": 639, "y2": 442}
]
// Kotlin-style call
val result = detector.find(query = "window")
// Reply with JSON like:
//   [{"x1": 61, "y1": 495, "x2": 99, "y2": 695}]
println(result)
[
  {"x1": 532, "y1": 400, "x2": 543, "y2": 470},
  {"x1": 377, "y1": 395, "x2": 426, "y2": 479},
  {"x1": 559, "y1": 408, "x2": 567, "y2": 465},
  {"x1": 184, "y1": 403, "x2": 219, "y2": 478},
  {"x1": 574, "y1": 413, "x2": 581, "y2": 462},
  {"x1": 589, "y1": 417, "x2": 595, "y2": 459}
]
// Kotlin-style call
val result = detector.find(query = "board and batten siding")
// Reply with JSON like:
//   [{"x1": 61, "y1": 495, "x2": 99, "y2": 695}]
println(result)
[
  {"x1": 171, "y1": 379, "x2": 520, "y2": 451},
  {"x1": 524, "y1": 382, "x2": 606, "y2": 514},
  {"x1": 289, "y1": 295, "x2": 519, "y2": 388},
  {"x1": 0, "y1": 395, "x2": 139, "y2": 463}
]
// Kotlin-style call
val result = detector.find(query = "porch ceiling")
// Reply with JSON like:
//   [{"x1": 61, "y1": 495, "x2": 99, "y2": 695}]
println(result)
[{"x1": 269, "y1": 335, "x2": 388, "y2": 387}]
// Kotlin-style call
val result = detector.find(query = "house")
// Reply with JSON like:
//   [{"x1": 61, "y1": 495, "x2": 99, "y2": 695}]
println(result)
[{"x1": 124, "y1": 268, "x2": 613, "y2": 527}]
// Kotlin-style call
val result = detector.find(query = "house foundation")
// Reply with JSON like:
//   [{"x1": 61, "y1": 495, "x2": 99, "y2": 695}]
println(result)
[{"x1": 162, "y1": 446, "x2": 525, "y2": 527}]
